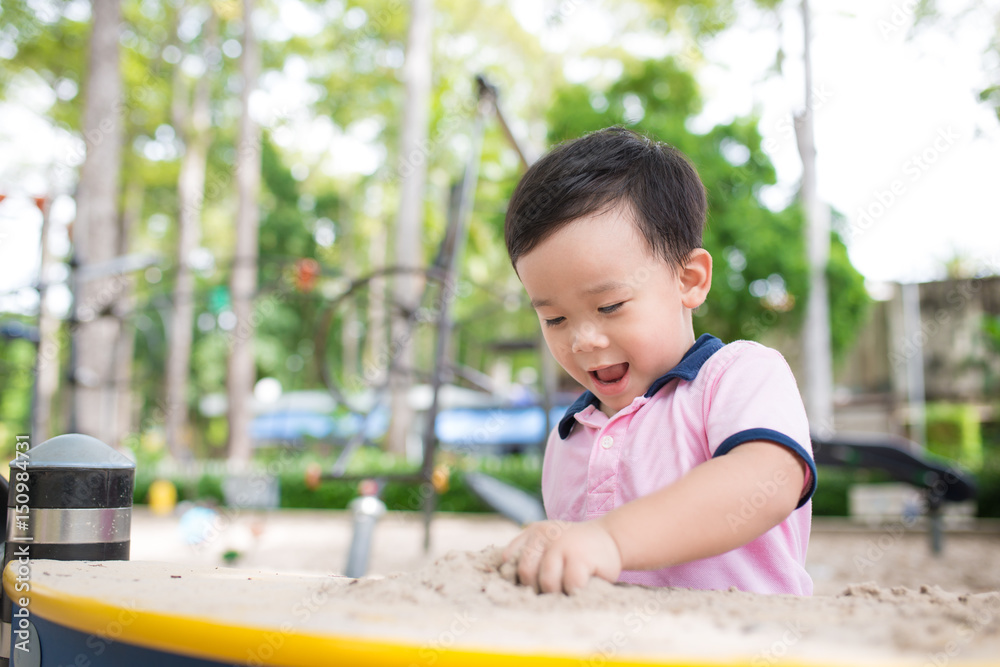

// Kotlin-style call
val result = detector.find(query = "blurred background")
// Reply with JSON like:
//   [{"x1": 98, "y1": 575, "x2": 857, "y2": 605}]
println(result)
[{"x1": 0, "y1": 0, "x2": 998, "y2": 530}]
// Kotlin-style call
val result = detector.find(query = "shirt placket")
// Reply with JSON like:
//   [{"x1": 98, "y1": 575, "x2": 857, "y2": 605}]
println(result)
[{"x1": 584, "y1": 402, "x2": 641, "y2": 518}]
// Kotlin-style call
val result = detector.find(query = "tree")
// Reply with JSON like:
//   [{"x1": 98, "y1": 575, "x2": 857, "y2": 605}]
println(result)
[
  {"x1": 71, "y1": 0, "x2": 124, "y2": 447},
  {"x1": 794, "y1": 0, "x2": 834, "y2": 434},
  {"x1": 386, "y1": 0, "x2": 434, "y2": 456},
  {"x1": 226, "y1": 0, "x2": 262, "y2": 464},
  {"x1": 544, "y1": 54, "x2": 867, "y2": 363},
  {"x1": 165, "y1": 5, "x2": 218, "y2": 460}
]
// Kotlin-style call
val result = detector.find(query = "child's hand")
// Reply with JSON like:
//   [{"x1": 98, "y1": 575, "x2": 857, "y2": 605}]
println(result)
[{"x1": 502, "y1": 519, "x2": 622, "y2": 594}]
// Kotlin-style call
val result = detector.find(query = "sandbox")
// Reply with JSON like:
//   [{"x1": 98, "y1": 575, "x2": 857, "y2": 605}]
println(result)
[{"x1": 6, "y1": 544, "x2": 999, "y2": 667}]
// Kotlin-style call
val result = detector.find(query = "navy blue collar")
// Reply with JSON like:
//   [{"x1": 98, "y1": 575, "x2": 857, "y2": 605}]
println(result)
[{"x1": 557, "y1": 334, "x2": 724, "y2": 439}]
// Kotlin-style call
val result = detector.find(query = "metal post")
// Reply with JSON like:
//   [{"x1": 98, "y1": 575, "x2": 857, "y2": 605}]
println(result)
[
  {"x1": 901, "y1": 282, "x2": 927, "y2": 447},
  {"x1": 1, "y1": 434, "x2": 135, "y2": 665},
  {"x1": 419, "y1": 81, "x2": 490, "y2": 552},
  {"x1": 344, "y1": 482, "x2": 386, "y2": 578}
]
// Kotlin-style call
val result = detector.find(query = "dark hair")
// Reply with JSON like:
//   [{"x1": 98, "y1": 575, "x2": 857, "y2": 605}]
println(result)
[{"x1": 504, "y1": 127, "x2": 707, "y2": 270}]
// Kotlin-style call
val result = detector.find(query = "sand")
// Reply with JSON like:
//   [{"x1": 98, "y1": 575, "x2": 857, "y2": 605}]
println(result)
[
  {"x1": 341, "y1": 546, "x2": 1000, "y2": 664},
  {"x1": 114, "y1": 510, "x2": 1000, "y2": 663},
  {"x1": 129, "y1": 509, "x2": 1000, "y2": 593},
  {"x1": 27, "y1": 543, "x2": 1000, "y2": 665},
  {"x1": 806, "y1": 523, "x2": 1000, "y2": 595}
]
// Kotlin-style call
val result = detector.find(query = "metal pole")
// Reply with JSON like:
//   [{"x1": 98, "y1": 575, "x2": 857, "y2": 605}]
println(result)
[
  {"x1": 419, "y1": 87, "x2": 489, "y2": 551},
  {"x1": 66, "y1": 253, "x2": 80, "y2": 435},
  {"x1": 477, "y1": 75, "x2": 533, "y2": 170},
  {"x1": 901, "y1": 282, "x2": 927, "y2": 447},
  {"x1": 796, "y1": 0, "x2": 835, "y2": 432},
  {"x1": 344, "y1": 489, "x2": 387, "y2": 577},
  {"x1": 31, "y1": 196, "x2": 55, "y2": 443}
]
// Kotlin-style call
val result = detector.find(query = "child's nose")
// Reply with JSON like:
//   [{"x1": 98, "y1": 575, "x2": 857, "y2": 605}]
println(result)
[{"x1": 571, "y1": 322, "x2": 608, "y2": 353}]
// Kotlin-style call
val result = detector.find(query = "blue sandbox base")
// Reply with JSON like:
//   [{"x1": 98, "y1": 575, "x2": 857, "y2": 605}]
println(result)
[{"x1": 12, "y1": 606, "x2": 233, "y2": 667}]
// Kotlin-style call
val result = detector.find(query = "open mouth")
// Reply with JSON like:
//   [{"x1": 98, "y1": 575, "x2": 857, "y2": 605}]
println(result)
[{"x1": 590, "y1": 362, "x2": 629, "y2": 385}]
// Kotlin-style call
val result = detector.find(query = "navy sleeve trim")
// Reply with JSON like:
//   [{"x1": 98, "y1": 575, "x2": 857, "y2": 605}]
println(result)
[{"x1": 713, "y1": 428, "x2": 817, "y2": 509}]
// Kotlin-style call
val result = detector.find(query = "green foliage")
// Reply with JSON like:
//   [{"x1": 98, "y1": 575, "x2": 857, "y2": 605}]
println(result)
[
  {"x1": 279, "y1": 474, "x2": 500, "y2": 513},
  {"x1": 134, "y1": 450, "x2": 544, "y2": 514},
  {"x1": 543, "y1": 56, "x2": 870, "y2": 351},
  {"x1": 809, "y1": 467, "x2": 851, "y2": 517},
  {"x1": 253, "y1": 135, "x2": 328, "y2": 391},
  {"x1": 826, "y1": 227, "x2": 871, "y2": 363},
  {"x1": 133, "y1": 453, "x2": 1000, "y2": 518},
  {"x1": 0, "y1": 332, "x2": 35, "y2": 456},
  {"x1": 809, "y1": 467, "x2": 894, "y2": 517},
  {"x1": 984, "y1": 314, "x2": 1000, "y2": 349},
  {"x1": 982, "y1": 314, "x2": 1000, "y2": 396},
  {"x1": 924, "y1": 402, "x2": 984, "y2": 471},
  {"x1": 0, "y1": 1, "x2": 88, "y2": 129},
  {"x1": 643, "y1": 1, "x2": 735, "y2": 35}
]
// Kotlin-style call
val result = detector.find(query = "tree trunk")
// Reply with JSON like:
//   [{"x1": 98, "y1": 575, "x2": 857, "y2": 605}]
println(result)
[
  {"x1": 365, "y1": 223, "x2": 389, "y2": 392},
  {"x1": 165, "y1": 10, "x2": 216, "y2": 460},
  {"x1": 794, "y1": 0, "x2": 834, "y2": 436},
  {"x1": 340, "y1": 209, "x2": 360, "y2": 382},
  {"x1": 113, "y1": 179, "x2": 142, "y2": 449},
  {"x1": 386, "y1": 0, "x2": 433, "y2": 456},
  {"x1": 33, "y1": 196, "x2": 59, "y2": 442},
  {"x1": 72, "y1": 0, "x2": 123, "y2": 447},
  {"x1": 226, "y1": 0, "x2": 262, "y2": 465}
]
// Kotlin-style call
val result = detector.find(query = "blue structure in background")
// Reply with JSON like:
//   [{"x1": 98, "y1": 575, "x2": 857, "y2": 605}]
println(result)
[
  {"x1": 435, "y1": 406, "x2": 567, "y2": 452},
  {"x1": 250, "y1": 403, "x2": 567, "y2": 452},
  {"x1": 250, "y1": 411, "x2": 337, "y2": 441}
]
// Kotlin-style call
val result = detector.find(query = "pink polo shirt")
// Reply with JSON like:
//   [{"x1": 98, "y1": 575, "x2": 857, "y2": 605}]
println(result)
[{"x1": 543, "y1": 334, "x2": 816, "y2": 595}]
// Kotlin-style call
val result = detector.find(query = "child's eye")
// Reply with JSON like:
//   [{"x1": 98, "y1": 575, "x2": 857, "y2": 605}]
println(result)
[
  {"x1": 543, "y1": 316, "x2": 566, "y2": 327},
  {"x1": 599, "y1": 302, "x2": 624, "y2": 315}
]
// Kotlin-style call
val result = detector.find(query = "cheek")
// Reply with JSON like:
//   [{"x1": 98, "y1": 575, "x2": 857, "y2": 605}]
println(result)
[
  {"x1": 541, "y1": 328, "x2": 568, "y2": 354},
  {"x1": 542, "y1": 330, "x2": 578, "y2": 370},
  {"x1": 612, "y1": 317, "x2": 654, "y2": 351}
]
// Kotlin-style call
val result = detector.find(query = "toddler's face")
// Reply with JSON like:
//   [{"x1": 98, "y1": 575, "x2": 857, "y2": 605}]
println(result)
[{"x1": 515, "y1": 205, "x2": 705, "y2": 416}]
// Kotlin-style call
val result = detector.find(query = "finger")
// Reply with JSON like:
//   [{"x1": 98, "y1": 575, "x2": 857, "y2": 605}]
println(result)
[
  {"x1": 516, "y1": 533, "x2": 545, "y2": 590},
  {"x1": 502, "y1": 530, "x2": 529, "y2": 563},
  {"x1": 537, "y1": 549, "x2": 566, "y2": 595},
  {"x1": 504, "y1": 521, "x2": 548, "y2": 560},
  {"x1": 562, "y1": 559, "x2": 593, "y2": 595}
]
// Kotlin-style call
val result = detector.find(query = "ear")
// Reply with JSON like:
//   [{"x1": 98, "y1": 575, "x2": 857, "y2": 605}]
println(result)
[{"x1": 679, "y1": 248, "x2": 712, "y2": 309}]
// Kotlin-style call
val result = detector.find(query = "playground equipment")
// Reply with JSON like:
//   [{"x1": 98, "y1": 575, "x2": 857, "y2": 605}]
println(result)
[
  {"x1": 811, "y1": 430, "x2": 977, "y2": 553},
  {"x1": 463, "y1": 472, "x2": 545, "y2": 526},
  {"x1": 343, "y1": 479, "x2": 387, "y2": 578},
  {"x1": 307, "y1": 75, "x2": 544, "y2": 569}
]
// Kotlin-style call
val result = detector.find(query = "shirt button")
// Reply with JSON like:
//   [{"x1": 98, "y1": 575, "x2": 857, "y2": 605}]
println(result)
[{"x1": 600, "y1": 435, "x2": 614, "y2": 449}]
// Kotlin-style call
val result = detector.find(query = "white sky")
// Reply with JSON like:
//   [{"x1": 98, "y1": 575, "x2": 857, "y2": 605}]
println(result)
[{"x1": 2, "y1": 0, "x2": 999, "y2": 316}]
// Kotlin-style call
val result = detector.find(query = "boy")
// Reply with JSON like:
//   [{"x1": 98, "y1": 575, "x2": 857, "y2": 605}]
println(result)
[{"x1": 501, "y1": 127, "x2": 816, "y2": 595}]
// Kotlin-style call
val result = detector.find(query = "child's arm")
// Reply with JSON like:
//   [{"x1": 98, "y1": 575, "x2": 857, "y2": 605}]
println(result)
[{"x1": 503, "y1": 440, "x2": 807, "y2": 594}]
